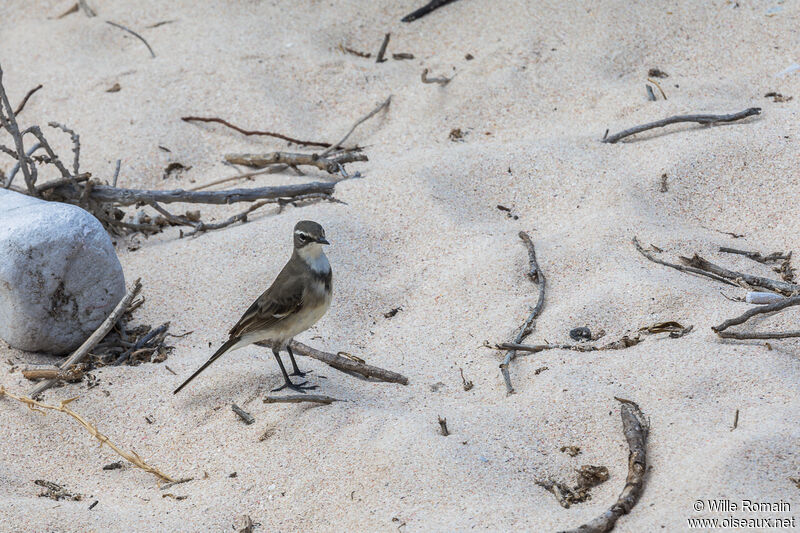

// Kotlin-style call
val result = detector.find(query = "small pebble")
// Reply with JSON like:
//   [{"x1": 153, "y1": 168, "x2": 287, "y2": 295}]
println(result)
[{"x1": 569, "y1": 327, "x2": 592, "y2": 341}]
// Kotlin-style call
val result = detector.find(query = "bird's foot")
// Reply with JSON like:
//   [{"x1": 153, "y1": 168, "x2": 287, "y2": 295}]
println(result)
[
  {"x1": 290, "y1": 368, "x2": 310, "y2": 377},
  {"x1": 271, "y1": 380, "x2": 318, "y2": 394}
]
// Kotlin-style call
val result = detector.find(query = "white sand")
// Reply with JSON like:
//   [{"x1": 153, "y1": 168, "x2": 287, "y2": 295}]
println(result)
[{"x1": 2, "y1": 1, "x2": 800, "y2": 531}]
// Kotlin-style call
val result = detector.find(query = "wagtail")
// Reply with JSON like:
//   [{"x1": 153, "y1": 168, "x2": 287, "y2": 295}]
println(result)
[{"x1": 174, "y1": 221, "x2": 332, "y2": 394}]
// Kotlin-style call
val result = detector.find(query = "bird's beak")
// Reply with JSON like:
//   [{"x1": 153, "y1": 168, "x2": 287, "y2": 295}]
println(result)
[{"x1": 317, "y1": 237, "x2": 330, "y2": 245}]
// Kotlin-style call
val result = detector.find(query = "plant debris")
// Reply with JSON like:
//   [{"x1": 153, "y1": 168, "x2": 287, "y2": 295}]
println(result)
[
  {"x1": 163, "y1": 162, "x2": 191, "y2": 180},
  {"x1": 448, "y1": 128, "x2": 466, "y2": 141},
  {"x1": 638, "y1": 321, "x2": 693, "y2": 338},
  {"x1": 538, "y1": 465, "x2": 609, "y2": 508},
  {"x1": 438, "y1": 416, "x2": 449, "y2": 436},
  {"x1": 459, "y1": 368, "x2": 473, "y2": 391},
  {"x1": 384, "y1": 306, "x2": 402, "y2": 318},
  {"x1": 560, "y1": 445, "x2": 581, "y2": 457},
  {"x1": 648, "y1": 68, "x2": 669, "y2": 78},
  {"x1": 765, "y1": 92, "x2": 792, "y2": 103},
  {"x1": 35, "y1": 479, "x2": 82, "y2": 501}
]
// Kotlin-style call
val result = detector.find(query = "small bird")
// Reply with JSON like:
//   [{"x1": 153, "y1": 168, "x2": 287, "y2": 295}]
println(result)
[{"x1": 174, "y1": 221, "x2": 332, "y2": 394}]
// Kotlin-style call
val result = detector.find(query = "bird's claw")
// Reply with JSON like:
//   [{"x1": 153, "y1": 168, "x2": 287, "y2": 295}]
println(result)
[{"x1": 271, "y1": 381, "x2": 318, "y2": 393}]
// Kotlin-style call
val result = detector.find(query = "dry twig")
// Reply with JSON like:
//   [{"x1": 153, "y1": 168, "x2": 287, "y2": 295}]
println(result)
[
  {"x1": 286, "y1": 341, "x2": 409, "y2": 385},
  {"x1": 500, "y1": 231, "x2": 545, "y2": 394},
  {"x1": 22, "y1": 366, "x2": 85, "y2": 382},
  {"x1": 712, "y1": 295, "x2": 800, "y2": 339},
  {"x1": 225, "y1": 151, "x2": 367, "y2": 174},
  {"x1": 263, "y1": 394, "x2": 340, "y2": 405},
  {"x1": 181, "y1": 116, "x2": 330, "y2": 148},
  {"x1": 320, "y1": 96, "x2": 392, "y2": 157},
  {"x1": 105, "y1": 21, "x2": 156, "y2": 58},
  {"x1": 13, "y1": 84, "x2": 43, "y2": 116},
  {"x1": 402, "y1": 0, "x2": 460, "y2": 22},
  {"x1": 232, "y1": 403, "x2": 255, "y2": 424},
  {"x1": 0, "y1": 387, "x2": 174, "y2": 482},
  {"x1": 680, "y1": 254, "x2": 799, "y2": 295},
  {"x1": 603, "y1": 108, "x2": 760, "y2": 143},
  {"x1": 632, "y1": 237, "x2": 737, "y2": 287},
  {"x1": 421, "y1": 68, "x2": 451, "y2": 86},
  {"x1": 559, "y1": 398, "x2": 648, "y2": 533},
  {"x1": 376, "y1": 33, "x2": 390, "y2": 63}
]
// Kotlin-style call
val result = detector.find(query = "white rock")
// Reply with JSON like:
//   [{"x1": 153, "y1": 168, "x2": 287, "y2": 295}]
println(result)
[
  {"x1": 0, "y1": 190, "x2": 125, "y2": 354},
  {"x1": 745, "y1": 291, "x2": 784, "y2": 305}
]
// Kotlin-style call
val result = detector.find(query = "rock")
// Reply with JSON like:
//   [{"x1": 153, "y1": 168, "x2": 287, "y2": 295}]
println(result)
[
  {"x1": 0, "y1": 190, "x2": 125, "y2": 354},
  {"x1": 569, "y1": 327, "x2": 592, "y2": 341}
]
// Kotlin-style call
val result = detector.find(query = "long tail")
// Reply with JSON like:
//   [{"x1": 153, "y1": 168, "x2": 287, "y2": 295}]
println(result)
[{"x1": 173, "y1": 337, "x2": 240, "y2": 394}]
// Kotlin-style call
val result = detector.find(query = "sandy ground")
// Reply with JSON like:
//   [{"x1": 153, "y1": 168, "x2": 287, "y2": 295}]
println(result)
[{"x1": 2, "y1": 1, "x2": 800, "y2": 531}]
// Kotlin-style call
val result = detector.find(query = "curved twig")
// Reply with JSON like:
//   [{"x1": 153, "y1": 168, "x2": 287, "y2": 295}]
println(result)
[
  {"x1": 500, "y1": 231, "x2": 546, "y2": 394},
  {"x1": 105, "y1": 21, "x2": 156, "y2": 58},
  {"x1": 559, "y1": 398, "x2": 648, "y2": 533},
  {"x1": 712, "y1": 295, "x2": 800, "y2": 339},
  {"x1": 603, "y1": 108, "x2": 761, "y2": 143},
  {"x1": 0, "y1": 387, "x2": 174, "y2": 482},
  {"x1": 320, "y1": 96, "x2": 391, "y2": 156},
  {"x1": 632, "y1": 237, "x2": 737, "y2": 287},
  {"x1": 181, "y1": 116, "x2": 331, "y2": 147}
]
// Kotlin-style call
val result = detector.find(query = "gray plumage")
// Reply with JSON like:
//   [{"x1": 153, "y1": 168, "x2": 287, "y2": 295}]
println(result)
[{"x1": 174, "y1": 221, "x2": 332, "y2": 394}]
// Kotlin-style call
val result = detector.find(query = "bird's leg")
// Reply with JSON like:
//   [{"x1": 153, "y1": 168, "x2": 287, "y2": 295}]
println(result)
[
  {"x1": 286, "y1": 344, "x2": 308, "y2": 377},
  {"x1": 271, "y1": 348, "x2": 317, "y2": 393}
]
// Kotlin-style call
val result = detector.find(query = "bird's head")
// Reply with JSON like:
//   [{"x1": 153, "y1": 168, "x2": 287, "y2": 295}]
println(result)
[{"x1": 293, "y1": 220, "x2": 330, "y2": 249}]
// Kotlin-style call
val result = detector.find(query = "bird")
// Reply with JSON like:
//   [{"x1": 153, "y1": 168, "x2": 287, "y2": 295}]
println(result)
[{"x1": 174, "y1": 220, "x2": 332, "y2": 394}]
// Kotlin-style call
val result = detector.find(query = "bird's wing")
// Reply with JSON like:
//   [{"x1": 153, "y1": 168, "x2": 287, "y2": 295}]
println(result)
[{"x1": 228, "y1": 267, "x2": 306, "y2": 338}]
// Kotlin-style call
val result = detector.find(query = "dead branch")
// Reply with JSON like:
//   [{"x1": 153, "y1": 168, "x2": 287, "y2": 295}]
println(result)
[
  {"x1": 0, "y1": 386, "x2": 174, "y2": 483},
  {"x1": 286, "y1": 341, "x2": 409, "y2": 385},
  {"x1": 376, "y1": 33, "x2": 390, "y2": 63},
  {"x1": 22, "y1": 366, "x2": 85, "y2": 382},
  {"x1": 51, "y1": 181, "x2": 336, "y2": 206},
  {"x1": 105, "y1": 21, "x2": 155, "y2": 58},
  {"x1": 421, "y1": 68, "x2": 451, "y2": 86},
  {"x1": 224, "y1": 151, "x2": 367, "y2": 173},
  {"x1": 719, "y1": 247, "x2": 790, "y2": 264},
  {"x1": 560, "y1": 398, "x2": 648, "y2": 533},
  {"x1": 402, "y1": 0, "x2": 460, "y2": 22},
  {"x1": 632, "y1": 237, "x2": 737, "y2": 287},
  {"x1": 320, "y1": 96, "x2": 391, "y2": 156},
  {"x1": 712, "y1": 295, "x2": 800, "y2": 339},
  {"x1": 29, "y1": 278, "x2": 142, "y2": 398},
  {"x1": 232, "y1": 403, "x2": 255, "y2": 424},
  {"x1": 500, "y1": 231, "x2": 545, "y2": 394},
  {"x1": 188, "y1": 168, "x2": 274, "y2": 191},
  {"x1": 181, "y1": 116, "x2": 331, "y2": 148},
  {"x1": 263, "y1": 394, "x2": 340, "y2": 405},
  {"x1": 13, "y1": 84, "x2": 43, "y2": 116},
  {"x1": 603, "y1": 107, "x2": 760, "y2": 143},
  {"x1": 680, "y1": 254, "x2": 799, "y2": 295},
  {"x1": 48, "y1": 121, "x2": 81, "y2": 177},
  {"x1": 0, "y1": 66, "x2": 37, "y2": 195}
]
